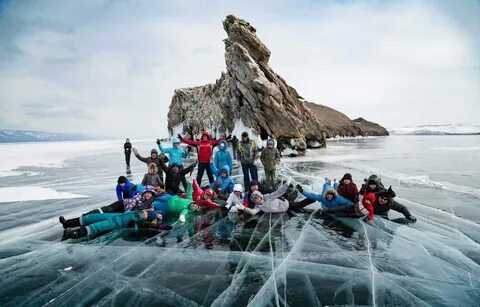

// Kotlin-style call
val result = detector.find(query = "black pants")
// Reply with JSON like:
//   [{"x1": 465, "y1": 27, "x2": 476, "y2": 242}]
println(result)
[
  {"x1": 289, "y1": 198, "x2": 316, "y2": 211},
  {"x1": 196, "y1": 162, "x2": 214, "y2": 185},
  {"x1": 125, "y1": 152, "x2": 131, "y2": 167},
  {"x1": 241, "y1": 163, "x2": 258, "y2": 189},
  {"x1": 84, "y1": 200, "x2": 125, "y2": 216}
]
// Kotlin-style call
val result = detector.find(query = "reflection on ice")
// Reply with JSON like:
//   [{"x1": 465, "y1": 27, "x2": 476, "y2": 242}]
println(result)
[{"x1": 0, "y1": 163, "x2": 479, "y2": 306}]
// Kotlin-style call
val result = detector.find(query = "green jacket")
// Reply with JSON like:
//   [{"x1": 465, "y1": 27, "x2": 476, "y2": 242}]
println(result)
[
  {"x1": 237, "y1": 139, "x2": 257, "y2": 164},
  {"x1": 260, "y1": 147, "x2": 281, "y2": 170},
  {"x1": 167, "y1": 182, "x2": 193, "y2": 217}
]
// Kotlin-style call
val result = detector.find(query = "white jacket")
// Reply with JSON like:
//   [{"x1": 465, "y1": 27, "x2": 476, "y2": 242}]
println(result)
[
  {"x1": 242, "y1": 183, "x2": 290, "y2": 215},
  {"x1": 226, "y1": 192, "x2": 244, "y2": 213}
]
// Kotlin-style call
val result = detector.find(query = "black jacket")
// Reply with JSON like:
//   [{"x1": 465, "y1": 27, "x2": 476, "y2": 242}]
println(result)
[
  {"x1": 374, "y1": 198, "x2": 412, "y2": 219},
  {"x1": 160, "y1": 162, "x2": 196, "y2": 195}
]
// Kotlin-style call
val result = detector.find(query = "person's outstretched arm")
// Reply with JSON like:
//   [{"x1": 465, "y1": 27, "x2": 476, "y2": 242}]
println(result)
[
  {"x1": 116, "y1": 185, "x2": 123, "y2": 201},
  {"x1": 181, "y1": 162, "x2": 197, "y2": 176},
  {"x1": 133, "y1": 149, "x2": 148, "y2": 163},
  {"x1": 391, "y1": 200, "x2": 415, "y2": 220},
  {"x1": 264, "y1": 182, "x2": 289, "y2": 200}
]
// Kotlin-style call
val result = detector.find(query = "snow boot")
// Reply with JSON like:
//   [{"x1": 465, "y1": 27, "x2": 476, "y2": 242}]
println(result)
[
  {"x1": 61, "y1": 226, "x2": 88, "y2": 241},
  {"x1": 59, "y1": 216, "x2": 81, "y2": 229}
]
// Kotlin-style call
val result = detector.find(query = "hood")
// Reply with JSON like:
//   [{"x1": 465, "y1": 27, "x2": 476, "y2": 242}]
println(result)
[
  {"x1": 171, "y1": 137, "x2": 180, "y2": 144},
  {"x1": 142, "y1": 186, "x2": 157, "y2": 197},
  {"x1": 233, "y1": 184, "x2": 244, "y2": 192},
  {"x1": 201, "y1": 131, "x2": 211, "y2": 140},
  {"x1": 325, "y1": 188, "x2": 337, "y2": 198},
  {"x1": 340, "y1": 173, "x2": 353, "y2": 183},
  {"x1": 218, "y1": 140, "x2": 228, "y2": 150},
  {"x1": 151, "y1": 148, "x2": 159, "y2": 155},
  {"x1": 367, "y1": 174, "x2": 381, "y2": 185},
  {"x1": 202, "y1": 188, "x2": 214, "y2": 198},
  {"x1": 220, "y1": 165, "x2": 230, "y2": 175}
]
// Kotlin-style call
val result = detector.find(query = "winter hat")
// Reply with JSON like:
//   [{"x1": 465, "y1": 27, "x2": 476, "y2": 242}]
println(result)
[
  {"x1": 220, "y1": 165, "x2": 230, "y2": 175},
  {"x1": 151, "y1": 148, "x2": 158, "y2": 155},
  {"x1": 250, "y1": 180, "x2": 260, "y2": 187},
  {"x1": 325, "y1": 188, "x2": 337, "y2": 197},
  {"x1": 341, "y1": 173, "x2": 353, "y2": 182},
  {"x1": 201, "y1": 131, "x2": 211, "y2": 139},
  {"x1": 251, "y1": 191, "x2": 264, "y2": 201},
  {"x1": 233, "y1": 184, "x2": 244, "y2": 193},
  {"x1": 267, "y1": 139, "x2": 274, "y2": 146},
  {"x1": 241, "y1": 132, "x2": 249, "y2": 138},
  {"x1": 118, "y1": 176, "x2": 128, "y2": 184},
  {"x1": 142, "y1": 187, "x2": 157, "y2": 197}
]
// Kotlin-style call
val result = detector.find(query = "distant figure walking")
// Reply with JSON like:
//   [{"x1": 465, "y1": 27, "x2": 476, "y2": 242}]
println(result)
[{"x1": 124, "y1": 138, "x2": 132, "y2": 168}]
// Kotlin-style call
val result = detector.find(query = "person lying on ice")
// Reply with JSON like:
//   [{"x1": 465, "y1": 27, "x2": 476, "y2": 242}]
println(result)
[
  {"x1": 212, "y1": 165, "x2": 234, "y2": 199},
  {"x1": 336, "y1": 173, "x2": 359, "y2": 203},
  {"x1": 158, "y1": 160, "x2": 197, "y2": 195},
  {"x1": 375, "y1": 187, "x2": 417, "y2": 223},
  {"x1": 243, "y1": 180, "x2": 260, "y2": 208},
  {"x1": 59, "y1": 188, "x2": 164, "y2": 240},
  {"x1": 359, "y1": 174, "x2": 385, "y2": 194},
  {"x1": 178, "y1": 130, "x2": 223, "y2": 186},
  {"x1": 141, "y1": 163, "x2": 163, "y2": 188},
  {"x1": 192, "y1": 179, "x2": 224, "y2": 209},
  {"x1": 72, "y1": 184, "x2": 156, "y2": 216},
  {"x1": 132, "y1": 147, "x2": 168, "y2": 182},
  {"x1": 157, "y1": 137, "x2": 188, "y2": 166},
  {"x1": 116, "y1": 175, "x2": 139, "y2": 201},
  {"x1": 237, "y1": 182, "x2": 290, "y2": 215}
]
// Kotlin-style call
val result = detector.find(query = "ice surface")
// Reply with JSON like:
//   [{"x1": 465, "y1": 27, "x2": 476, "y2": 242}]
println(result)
[
  {"x1": 0, "y1": 186, "x2": 87, "y2": 203},
  {"x1": 0, "y1": 138, "x2": 479, "y2": 306}
]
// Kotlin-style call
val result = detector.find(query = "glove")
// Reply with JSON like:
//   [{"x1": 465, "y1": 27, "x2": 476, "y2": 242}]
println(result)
[
  {"x1": 179, "y1": 214, "x2": 186, "y2": 223},
  {"x1": 156, "y1": 138, "x2": 161, "y2": 145},
  {"x1": 296, "y1": 184, "x2": 303, "y2": 193},
  {"x1": 407, "y1": 215, "x2": 417, "y2": 223},
  {"x1": 236, "y1": 204, "x2": 244, "y2": 211},
  {"x1": 177, "y1": 134, "x2": 183, "y2": 141}
]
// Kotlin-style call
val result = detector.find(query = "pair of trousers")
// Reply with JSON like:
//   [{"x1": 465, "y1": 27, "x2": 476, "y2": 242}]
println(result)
[
  {"x1": 196, "y1": 162, "x2": 214, "y2": 186},
  {"x1": 264, "y1": 168, "x2": 276, "y2": 187},
  {"x1": 81, "y1": 212, "x2": 143, "y2": 238},
  {"x1": 84, "y1": 200, "x2": 125, "y2": 216},
  {"x1": 241, "y1": 163, "x2": 258, "y2": 188},
  {"x1": 125, "y1": 152, "x2": 131, "y2": 167}
]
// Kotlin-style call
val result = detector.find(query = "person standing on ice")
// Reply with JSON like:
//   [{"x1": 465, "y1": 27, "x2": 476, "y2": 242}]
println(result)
[
  {"x1": 133, "y1": 147, "x2": 168, "y2": 183},
  {"x1": 179, "y1": 130, "x2": 222, "y2": 186},
  {"x1": 260, "y1": 139, "x2": 281, "y2": 188},
  {"x1": 157, "y1": 137, "x2": 188, "y2": 166},
  {"x1": 214, "y1": 140, "x2": 233, "y2": 175},
  {"x1": 237, "y1": 132, "x2": 258, "y2": 188},
  {"x1": 124, "y1": 138, "x2": 132, "y2": 168},
  {"x1": 141, "y1": 163, "x2": 163, "y2": 188}
]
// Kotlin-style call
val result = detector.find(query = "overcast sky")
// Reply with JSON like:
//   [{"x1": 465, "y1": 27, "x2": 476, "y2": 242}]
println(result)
[{"x1": 0, "y1": 0, "x2": 478, "y2": 137}]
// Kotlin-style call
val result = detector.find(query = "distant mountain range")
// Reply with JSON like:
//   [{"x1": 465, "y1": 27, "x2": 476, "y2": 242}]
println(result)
[
  {"x1": 0, "y1": 130, "x2": 90, "y2": 143},
  {"x1": 389, "y1": 124, "x2": 480, "y2": 136}
]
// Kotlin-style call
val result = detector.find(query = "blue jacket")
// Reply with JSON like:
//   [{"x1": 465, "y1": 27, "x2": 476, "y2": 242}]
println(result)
[
  {"x1": 158, "y1": 143, "x2": 187, "y2": 166},
  {"x1": 214, "y1": 141, "x2": 233, "y2": 175},
  {"x1": 116, "y1": 180, "x2": 138, "y2": 201},
  {"x1": 213, "y1": 165, "x2": 235, "y2": 194},
  {"x1": 302, "y1": 182, "x2": 353, "y2": 209}
]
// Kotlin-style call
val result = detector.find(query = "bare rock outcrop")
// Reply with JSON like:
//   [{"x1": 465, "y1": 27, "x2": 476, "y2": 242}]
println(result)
[{"x1": 168, "y1": 15, "x2": 387, "y2": 152}]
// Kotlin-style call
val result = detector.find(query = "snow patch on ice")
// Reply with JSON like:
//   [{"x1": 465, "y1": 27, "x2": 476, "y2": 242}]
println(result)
[{"x1": 0, "y1": 186, "x2": 87, "y2": 203}]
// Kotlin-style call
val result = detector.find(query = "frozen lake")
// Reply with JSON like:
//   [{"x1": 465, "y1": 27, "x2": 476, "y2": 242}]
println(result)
[{"x1": 0, "y1": 136, "x2": 479, "y2": 306}]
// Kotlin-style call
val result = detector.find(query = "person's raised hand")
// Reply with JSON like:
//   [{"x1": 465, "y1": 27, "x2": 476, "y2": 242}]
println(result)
[
  {"x1": 156, "y1": 138, "x2": 161, "y2": 145},
  {"x1": 296, "y1": 184, "x2": 304, "y2": 193}
]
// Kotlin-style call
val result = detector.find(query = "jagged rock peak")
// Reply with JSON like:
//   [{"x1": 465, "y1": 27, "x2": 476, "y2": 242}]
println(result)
[{"x1": 167, "y1": 15, "x2": 388, "y2": 152}]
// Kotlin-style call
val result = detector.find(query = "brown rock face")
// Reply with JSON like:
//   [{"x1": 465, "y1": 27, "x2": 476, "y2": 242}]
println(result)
[{"x1": 168, "y1": 15, "x2": 387, "y2": 151}]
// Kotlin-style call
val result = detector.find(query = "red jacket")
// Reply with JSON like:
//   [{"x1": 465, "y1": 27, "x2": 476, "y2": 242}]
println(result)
[
  {"x1": 362, "y1": 191, "x2": 376, "y2": 222},
  {"x1": 192, "y1": 180, "x2": 221, "y2": 209},
  {"x1": 337, "y1": 183, "x2": 359, "y2": 203},
  {"x1": 182, "y1": 135, "x2": 221, "y2": 163}
]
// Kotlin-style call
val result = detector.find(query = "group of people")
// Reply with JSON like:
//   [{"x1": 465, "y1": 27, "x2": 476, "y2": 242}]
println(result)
[{"x1": 59, "y1": 130, "x2": 416, "y2": 241}]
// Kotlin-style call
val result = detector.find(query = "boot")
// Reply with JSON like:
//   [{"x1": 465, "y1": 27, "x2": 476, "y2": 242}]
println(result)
[
  {"x1": 59, "y1": 216, "x2": 81, "y2": 229},
  {"x1": 61, "y1": 226, "x2": 88, "y2": 241}
]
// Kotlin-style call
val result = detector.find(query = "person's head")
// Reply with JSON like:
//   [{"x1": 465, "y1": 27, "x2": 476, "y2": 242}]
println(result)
[
  {"x1": 202, "y1": 188, "x2": 214, "y2": 200},
  {"x1": 267, "y1": 139, "x2": 274, "y2": 148},
  {"x1": 142, "y1": 190, "x2": 156, "y2": 201},
  {"x1": 251, "y1": 191, "x2": 264, "y2": 205},
  {"x1": 170, "y1": 163, "x2": 180, "y2": 173},
  {"x1": 220, "y1": 166, "x2": 229, "y2": 178},
  {"x1": 201, "y1": 131, "x2": 210, "y2": 141},
  {"x1": 151, "y1": 148, "x2": 158, "y2": 159},
  {"x1": 172, "y1": 137, "x2": 180, "y2": 148},
  {"x1": 341, "y1": 173, "x2": 353, "y2": 185},
  {"x1": 325, "y1": 189, "x2": 337, "y2": 201},
  {"x1": 233, "y1": 184, "x2": 243, "y2": 197},
  {"x1": 148, "y1": 163, "x2": 158, "y2": 175},
  {"x1": 126, "y1": 138, "x2": 130, "y2": 143},
  {"x1": 241, "y1": 132, "x2": 249, "y2": 141},
  {"x1": 377, "y1": 186, "x2": 396, "y2": 204},
  {"x1": 117, "y1": 176, "x2": 128, "y2": 187},
  {"x1": 219, "y1": 140, "x2": 227, "y2": 150},
  {"x1": 367, "y1": 180, "x2": 377, "y2": 191},
  {"x1": 249, "y1": 180, "x2": 259, "y2": 193}
]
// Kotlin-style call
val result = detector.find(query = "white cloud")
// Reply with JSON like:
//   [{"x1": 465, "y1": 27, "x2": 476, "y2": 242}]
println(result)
[{"x1": 0, "y1": 0, "x2": 478, "y2": 136}]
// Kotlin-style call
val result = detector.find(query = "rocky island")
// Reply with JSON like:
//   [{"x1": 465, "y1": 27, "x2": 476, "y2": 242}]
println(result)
[{"x1": 167, "y1": 15, "x2": 388, "y2": 153}]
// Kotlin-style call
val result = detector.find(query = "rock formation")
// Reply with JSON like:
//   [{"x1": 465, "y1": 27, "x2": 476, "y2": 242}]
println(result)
[{"x1": 168, "y1": 15, "x2": 388, "y2": 152}]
